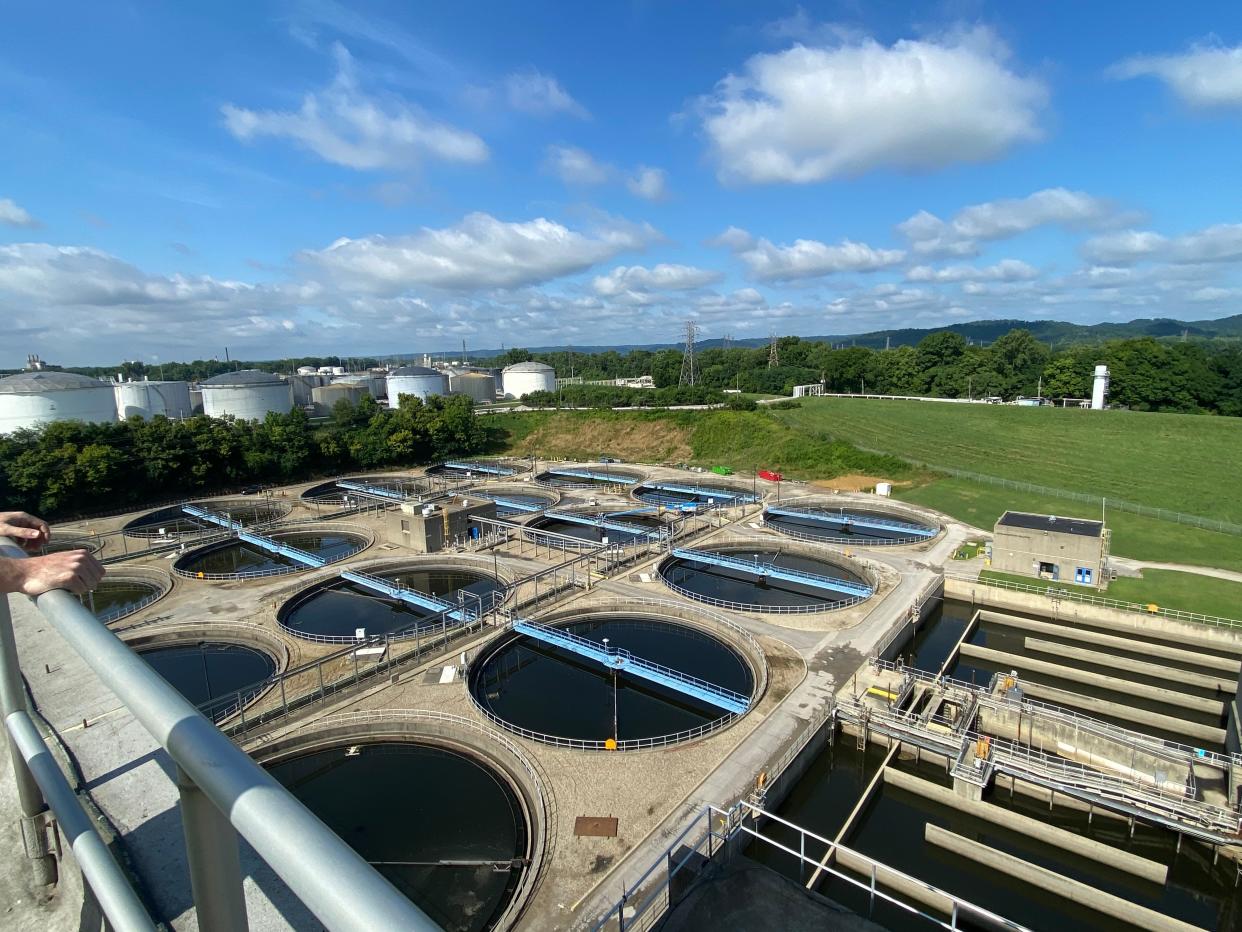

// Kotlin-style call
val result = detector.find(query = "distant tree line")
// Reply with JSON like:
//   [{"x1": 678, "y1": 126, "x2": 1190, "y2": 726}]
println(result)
[
  {"x1": 0, "y1": 394, "x2": 485, "y2": 521},
  {"x1": 2, "y1": 355, "x2": 386, "y2": 383},
  {"x1": 481, "y1": 330, "x2": 1242, "y2": 416}
]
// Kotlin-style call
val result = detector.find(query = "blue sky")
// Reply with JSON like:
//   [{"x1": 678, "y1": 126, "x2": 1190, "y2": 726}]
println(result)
[{"x1": 2, "y1": 1, "x2": 1241, "y2": 367}]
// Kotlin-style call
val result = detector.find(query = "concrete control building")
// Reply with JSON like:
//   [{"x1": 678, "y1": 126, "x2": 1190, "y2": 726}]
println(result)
[
  {"x1": 992, "y1": 511, "x2": 1108, "y2": 587},
  {"x1": 386, "y1": 498, "x2": 497, "y2": 552}
]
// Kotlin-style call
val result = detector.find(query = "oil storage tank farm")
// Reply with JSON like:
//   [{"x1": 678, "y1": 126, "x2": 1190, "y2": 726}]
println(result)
[
  {"x1": 763, "y1": 499, "x2": 938, "y2": 545},
  {"x1": 386, "y1": 366, "x2": 448, "y2": 407},
  {"x1": 501, "y1": 361, "x2": 555, "y2": 399},
  {"x1": 199, "y1": 369, "x2": 293, "y2": 421},
  {"x1": 113, "y1": 379, "x2": 194, "y2": 420},
  {"x1": 0, "y1": 370, "x2": 117, "y2": 433},
  {"x1": 658, "y1": 543, "x2": 875, "y2": 612}
]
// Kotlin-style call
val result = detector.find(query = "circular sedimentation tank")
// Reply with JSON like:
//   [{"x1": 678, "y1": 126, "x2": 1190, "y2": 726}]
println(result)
[
  {"x1": 301, "y1": 475, "x2": 424, "y2": 504},
  {"x1": 425, "y1": 459, "x2": 525, "y2": 479},
  {"x1": 279, "y1": 564, "x2": 505, "y2": 642},
  {"x1": 173, "y1": 527, "x2": 368, "y2": 579},
  {"x1": 123, "y1": 498, "x2": 290, "y2": 538},
  {"x1": 763, "y1": 502, "x2": 936, "y2": 545},
  {"x1": 265, "y1": 737, "x2": 531, "y2": 932},
  {"x1": 471, "y1": 611, "x2": 757, "y2": 747},
  {"x1": 474, "y1": 485, "x2": 559, "y2": 517},
  {"x1": 35, "y1": 534, "x2": 104, "y2": 556},
  {"x1": 79, "y1": 575, "x2": 167, "y2": 623},
  {"x1": 657, "y1": 545, "x2": 872, "y2": 612},
  {"x1": 632, "y1": 480, "x2": 753, "y2": 510},
  {"x1": 533, "y1": 465, "x2": 644, "y2": 490},
  {"x1": 137, "y1": 641, "x2": 276, "y2": 710},
  {"x1": 523, "y1": 509, "x2": 666, "y2": 546}
]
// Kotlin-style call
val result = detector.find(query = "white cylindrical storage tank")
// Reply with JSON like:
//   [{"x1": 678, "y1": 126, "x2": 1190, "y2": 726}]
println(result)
[
  {"x1": 330, "y1": 366, "x2": 346, "y2": 376},
  {"x1": 113, "y1": 380, "x2": 193, "y2": 420},
  {"x1": 312, "y1": 382, "x2": 369, "y2": 412},
  {"x1": 386, "y1": 366, "x2": 448, "y2": 408},
  {"x1": 200, "y1": 370, "x2": 293, "y2": 421},
  {"x1": 501, "y1": 361, "x2": 556, "y2": 399},
  {"x1": 0, "y1": 371, "x2": 118, "y2": 434},
  {"x1": 296, "y1": 366, "x2": 318, "y2": 376},
  {"x1": 1091, "y1": 365, "x2": 1109, "y2": 411},
  {"x1": 448, "y1": 371, "x2": 497, "y2": 403}
]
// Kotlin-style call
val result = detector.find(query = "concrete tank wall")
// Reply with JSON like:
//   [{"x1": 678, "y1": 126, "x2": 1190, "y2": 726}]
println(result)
[
  {"x1": 113, "y1": 381, "x2": 193, "y2": 420},
  {"x1": 448, "y1": 372, "x2": 497, "y2": 403},
  {"x1": 502, "y1": 367, "x2": 556, "y2": 399},
  {"x1": 201, "y1": 382, "x2": 294, "y2": 421},
  {"x1": 0, "y1": 384, "x2": 118, "y2": 433}
]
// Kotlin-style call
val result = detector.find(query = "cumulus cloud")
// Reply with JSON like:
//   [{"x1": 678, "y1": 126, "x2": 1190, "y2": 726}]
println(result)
[
  {"x1": 1082, "y1": 224, "x2": 1242, "y2": 265},
  {"x1": 627, "y1": 167, "x2": 670, "y2": 201},
  {"x1": 301, "y1": 211, "x2": 657, "y2": 293},
  {"x1": 544, "y1": 145, "x2": 612, "y2": 185},
  {"x1": 221, "y1": 44, "x2": 487, "y2": 170},
  {"x1": 714, "y1": 227, "x2": 904, "y2": 281},
  {"x1": 0, "y1": 198, "x2": 38, "y2": 228},
  {"x1": 905, "y1": 259, "x2": 1038, "y2": 283},
  {"x1": 899, "y1": 188, "x2": 1116, "y2": 257},
  {"x1": 502, "y1": 69, "x2": 588, "y2": 117},
  {"x1": 698, "y1": 26, "x2": 1046, "y2": 184},
  {"x1": 1111, "y1": 42, "x2": 1242, "y2": 109},
  {"x1": 592, "y1": 264, "x2": 722, "y2": 297}
]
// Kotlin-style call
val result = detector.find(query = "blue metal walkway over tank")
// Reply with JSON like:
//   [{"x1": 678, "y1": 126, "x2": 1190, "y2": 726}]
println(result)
[
  {"x1": 670, "y1": 547, "x2": 873, "y2": 599},
  {"x1": 442, "y1": 461, "x2": 516, "y2": 476},
  {"x1": 645, "y1": 482, "x2": 756, "y2": 503},
  {"x1": 489, "y1": 497, "x2": 545, "y2": 513},
  {"x1": 764, "y1": 506, "x2": 935, "y2": 538},
  {"x1": 340, "y1": 569, "x2": 471, "y2": 622},
  {"x1": 336, "y1": 479, "x2": 409, "y2": 501},
  {"x1": 543, "y1": 511, "x2": 664, "y2": 540},
  {"x1": 511, "y1": 620, "x2": 749, "y2": 715},
  {"x1": 547, "y1": 467, "x2": 639, "y2": 485},
  {"x1": 182, "y1": 505, "x2": 327, "y2": 567}
]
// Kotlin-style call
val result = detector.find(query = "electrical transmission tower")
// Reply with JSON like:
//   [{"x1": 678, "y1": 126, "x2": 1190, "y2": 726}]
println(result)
[
  {"x1": 768, "y1": 332, "x2": 780, "y2": 369},
  {"x1": 679, "y1": 320, "x2": 699, "y2": 386}
]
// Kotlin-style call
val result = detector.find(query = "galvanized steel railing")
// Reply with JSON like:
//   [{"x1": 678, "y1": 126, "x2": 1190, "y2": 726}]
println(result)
[{"x1": 0, "y1": 536, "x2": 440, "y2": 932}]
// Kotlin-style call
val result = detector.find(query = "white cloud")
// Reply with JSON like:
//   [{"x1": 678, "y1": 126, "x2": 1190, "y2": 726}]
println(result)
[
  {"x1": 301, "y1": 211, "x2": 657, "y2": 293},
  {"x1": 502, "y1": 69, "x2": 588, "y2": 118},
  {"x1": 715, "y1": 227, "x2": 904, "y2": 281},
  {"x1": 0, "y1": 198, "x2": 38, "y2": 228},
  {"x1": 544, "y1": 145, "x2": 612, "y2": 185},
  {"x1": 592, "y1": 264, "x2": 722, "y2": 296},
  {"x1": 221, "y1": 44, "x2": 487, "y2": 170},
  {"x1": 627, "y1": 166, "x2": 669, "y2": 201},
  {"x1": 1082, "y1": 224, "x2": 1242, "y2": 265},
  {"x1": 899, "y1": 188, "x2": 1116, "y2": 257},
  {"x1": 1112, "y1": 43, "x2": 1242, "y2": 109},
  {"x1": 905, "y1": 259, "x2": 1038, "y2": 283},
  {"x1": 698, "y1": 26, "x2": 1046, "y2": 184}
]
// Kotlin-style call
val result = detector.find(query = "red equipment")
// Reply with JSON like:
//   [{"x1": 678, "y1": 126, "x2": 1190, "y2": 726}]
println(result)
[{"x1": 757, "y1": 469, "x2": 783, "y2": 482}]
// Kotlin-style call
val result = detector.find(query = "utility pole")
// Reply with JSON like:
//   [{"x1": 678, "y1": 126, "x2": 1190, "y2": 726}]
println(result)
[
  {"x1": 768, "y1": 333, "x2": 779, "y2": 369},
  {"x1": 679, "y1": 320, "x2": 699, "y2": 386}
]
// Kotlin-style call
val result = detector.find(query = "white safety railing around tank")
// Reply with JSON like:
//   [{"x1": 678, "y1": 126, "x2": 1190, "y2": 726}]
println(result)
[
  {"x1": 0, "y1": 536, "x2": 440, "y2": 932},
  {"x1": 656, "y1": 574, "x2": 866, "y2": 615},
  {"x1": 171, "y1": 522, "x2": 374, "y2": 581}
]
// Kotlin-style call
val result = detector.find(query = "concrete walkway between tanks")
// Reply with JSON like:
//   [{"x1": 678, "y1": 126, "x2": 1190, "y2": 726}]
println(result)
[{"x1": 1109, "y1": 557, "x2": 1242, "y2": 584}]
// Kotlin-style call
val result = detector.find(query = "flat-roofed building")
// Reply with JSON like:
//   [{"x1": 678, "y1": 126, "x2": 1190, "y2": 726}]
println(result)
[{"x1": 991, "y1": 511, "x2": 1108, "y2": 587}]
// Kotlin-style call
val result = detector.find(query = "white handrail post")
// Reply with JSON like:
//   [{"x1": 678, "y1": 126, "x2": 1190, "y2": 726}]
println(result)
[
  {"x1": 0, "y1": 593, "x2": 55, "y2": 884},
  {"x1": 177, "y1": 765, "x2": 249, "y2": 931}
]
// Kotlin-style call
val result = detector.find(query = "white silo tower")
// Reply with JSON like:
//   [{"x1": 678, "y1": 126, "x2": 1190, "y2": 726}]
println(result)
[
  {"x1": 114, "y1": 380, "x2": 194, "y2": 420},
  {"x1": 0, "y1": 371, "x2": 118, "y2": 434},
  {"x1": 386, "y1": 366, "x2": 448, "y2": 408},
  {"x1": 1091, "y1": 365, "x2": 1110, "y2": 410},
  {"x1": 200, "y1": 370, "x2": 294, "y2": 421},
  {"x1": 501, "y1": 361, "x2": 556, "y2": 399}
]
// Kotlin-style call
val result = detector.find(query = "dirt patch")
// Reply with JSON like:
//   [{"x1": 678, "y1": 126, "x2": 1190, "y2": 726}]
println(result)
[
  {"x1": 508, "y1": 416, "x2": 693, "y2": 463},
  {"x1": 809, "y1": 473, "x2": 908, "y2": 493}
]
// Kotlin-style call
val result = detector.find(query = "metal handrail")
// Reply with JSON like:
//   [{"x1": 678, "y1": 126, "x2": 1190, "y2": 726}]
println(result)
[
  {"x1": 0, "y1": 536, "x2": 439, "y2": 931},
  {"x1": 658, "y1": 574, "x2": 862, "y2": 614}
]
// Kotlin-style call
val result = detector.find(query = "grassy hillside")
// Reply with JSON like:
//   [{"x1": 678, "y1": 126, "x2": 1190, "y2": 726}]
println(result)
[{"x1": 775, "y1": 398, "x2": 1242, "y2": 522}]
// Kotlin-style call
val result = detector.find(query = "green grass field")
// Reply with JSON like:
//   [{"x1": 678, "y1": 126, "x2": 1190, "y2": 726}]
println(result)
[
  {"x1": 980, "y1": 568, "x2": 1242, "y2": 621},
  {"x1": 775, "y1": 399, "x2": 1242, "y2": 522}
]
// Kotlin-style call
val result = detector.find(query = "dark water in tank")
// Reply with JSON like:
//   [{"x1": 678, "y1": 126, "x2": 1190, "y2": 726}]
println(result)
[
  {"x1": 80, "y1": 581, "x2": 159, "y2": 621},
  {"x1": 764, "y1": 507, "x2": 933, "y2": 544},
  {"x1": 484, "y1": 493, "x2": 553, "y2": 517},
  {"x1": 474, "y1": 617, "x2": 753, "y2": 742},
  {"x1": 268, "y1": 742, "x2": 527, "y2": 932},
  {"x1": 178, "y1": 532, "x2": 360, "y2": 575},
  {"x1": 660, "y1": 549, "x2": 866, "y2": 608},
  {"x1": 633, "y1": 483, "x2": 743, "y2": 507},
  {"x1": 753, "y1": 741, "x2": 1240, "y2": 931},
  {"x1": 302, "y1": 476, "x2": 423, "y2": 502},
  {"x1": 534, "y1": 470, "x2": 640, "y2": 489},
  {"x1": 123, "y1": 501, "x2": 283, "y2": 536},
  {"x1": 281, "y1": 569, "x2": 503, "y2": 639},
  {"x1": 426, "y1": 461, "x2": 518, "y2": 477},
  {"x1": 527, "y1": 513, "x2": 663, "y2": 545},
  {"x1": 139, "y1": 643, "x2": 275, "y2": 706}
]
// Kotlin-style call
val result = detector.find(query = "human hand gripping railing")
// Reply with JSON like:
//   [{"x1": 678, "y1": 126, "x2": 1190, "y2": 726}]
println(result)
[{"x1": 0, "y1": 536, "x2": 440, "y2": 932}]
